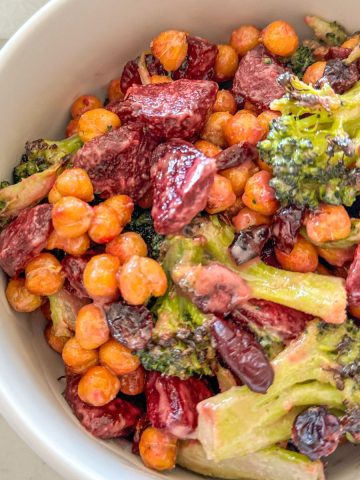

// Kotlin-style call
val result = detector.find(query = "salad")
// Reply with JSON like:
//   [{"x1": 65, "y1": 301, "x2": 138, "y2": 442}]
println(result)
[{"x1": 1, "y1": 14, "x2": 360, "y2": 480}]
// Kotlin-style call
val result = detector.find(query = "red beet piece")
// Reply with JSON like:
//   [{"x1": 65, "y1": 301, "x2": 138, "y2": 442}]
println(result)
[
  {"x1": 324, "y1": 47, "x2": 352, "y2": 60},
  {"x1": 120, "y1": 59, "x2": 141, "y2": 94},
  {"x1": 62, "y1": 256, "x2": 89, "y2": 299},
  {"x1": 145, "y1": 372, "x2": 212, "y2": 438},
  {"x1": 173, "y1": 36, "x2": 218, "y2": 80},
  {"x1": 108, "y1": 79, "x2": 218, "y2": 140},
  {"x1": 73, "y1": 126, "x2": 157, "y2": 201},
  {"x1": 64, "y1": 375, "x2": 142, "y2": 439},
  {"x1": 346, "y1": 244, "x2": 360, "y2": 307},
  {"x1": 216, "y1": 143, "x2": 258, "y2": 171},
  {"x1": 0, "y1": 204, "x2": 52, "y2": 276},
  {"x1": 151, "y1": 139, "x2": 216, "y2": 234}
]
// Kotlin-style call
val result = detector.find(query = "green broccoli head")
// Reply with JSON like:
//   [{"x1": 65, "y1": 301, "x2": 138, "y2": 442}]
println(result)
[
  {"x1": 290, "y1": 45, "x2": 315, "y2": 78},
  {"x1": 305, "y1": 15, "x2": 348, "y2": 46},
  {"x1": 126, "y1": 209, "x2": 165, "y2": 259}
]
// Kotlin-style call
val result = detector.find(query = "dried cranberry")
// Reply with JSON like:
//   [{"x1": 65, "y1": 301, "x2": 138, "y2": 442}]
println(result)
[
  {"x1": 215, "y1": 143, "x2": 258, "y2": 171},
  {"x1": 62, "y1": 255, "x2": 89, "y2": 299},
  {"x1": 145, "y1": 54, "x2": 167, "y2": 76},
  {"x1": 271, "y1": 206, "x2": 304, "y2": 254},
  {"x1": 173, "y1": 36, "x2": 218, "y2": 80},
  {"x1": 260, "y1": 239, "x2": 281, "y2": 267},
  {"x1": 292, "y1": 407, "x2": 342, "y2": 460},
  {"x1": 229, "y1": 225, "x2": 271, "y2": 265},
  {"x1": 346, "y1": 244, "x2": 360, "y2": 306},
  {"x1": 145, "y1": 372, "x2": 212, "y2": 438},
  {"x1": 132, "y1": 415, "x2": 151, "y2": 454},
  {"x1": 120, "y1": 59, "x2": 142, "y2": 94},
  {"x1": 212, "y1": 318, "x2": 273, "y2": 393},
  {"x1": 105, "y1": 301, "x2": 153, "y2": 350},
  {"x1": 317, "y1": 59, "x2": 359, "y2": 94},
  {"x1": 324, "y1": 47, "x2": 352, "y2": 60}
]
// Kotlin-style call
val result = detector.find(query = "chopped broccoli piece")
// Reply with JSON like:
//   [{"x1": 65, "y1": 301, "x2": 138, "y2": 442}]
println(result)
[
  {"x1": 305, "y1": 15, "x2": 348, "y2": 46},
  {"x1": 290, "y1": 45, "x2": 315, "y2": 78},
  {"x1": 49, "y1": 288, "x2": 87, "y2": 337},
  {"x1": 126, "y1": 209, "x2": 165, "y2": 259}
]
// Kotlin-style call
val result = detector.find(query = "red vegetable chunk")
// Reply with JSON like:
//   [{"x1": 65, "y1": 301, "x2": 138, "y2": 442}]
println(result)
[
  {"x1": 173, "y1": 36, "x2": 218, "y2": 80},
  {"x1": 145, "y1": 372, "x2": 212, "y2": 438},
  {"x1": 346, "y1": 244, "x2": 360, "y2": 307},
  {"x1": 62, "y1": 256, "x2": 89, "y2": 299},
  {"x1": 216, "y1": 143, "x2": 258, "y2": 171},
  {"x1": 151, "y1": 139, "x2": 216, "y2": 234},
  {"x1": 73, "y1": 126, "x2": 157, "y2": 200},
  {"x1": 0, "y1": 204, "x2": 52, "y2": 276},
  {"x1": 108, "y1": 79, "x2": 218, "y2": 140},
  {"x1": 120, "y1": 55, "x2": 167, "y2": 94}
]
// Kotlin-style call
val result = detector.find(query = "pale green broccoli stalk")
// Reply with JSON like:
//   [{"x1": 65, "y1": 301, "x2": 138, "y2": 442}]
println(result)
[
  {"x1": 196, "y1": 319, "x2": 360, "y2": 461},
  {"x1": 49, "y1": 288, "x2": 87, "y2": 338},
  {"x1": 301, "y1": 218, "x2": 360, "y2": 248},
  {"x1": 290, "y1": 45, "x2": 315, "y2": 78},
  {"x1": 305, "y1": 15, "x2": 348, "y2": 46}
]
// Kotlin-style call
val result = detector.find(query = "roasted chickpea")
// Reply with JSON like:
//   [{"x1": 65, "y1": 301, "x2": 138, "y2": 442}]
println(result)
[
  {"x1": 48, "y1": 185, "x2": 62, "y2": 204},
  {"x1": 206, "y1": 174, "x2": 236, "y2": 214},
  {"x1": 103, "y1": 195, "x2": 134, "y2": 227},
  {"x1": 151, "y1": 75, "x2": 173, "y2": 84},
  {"x1": 201, "y1": 112, "x2": 232, "y2": 148},
  {"x1": 83, "y1": 254, "x2": 120, "y2": 301},
  {"x1": 220, "y1": 159, "x2": 257, "y2": 196},
  {"x1": 78, "y1": 366, "x2": 120, "y2": 407},
  {"x1": 342, "y1": 35, "x2": 359, "y2": 49},
  {"x1": 88, "y1": 204, "x2": 122, "y2": 244},
  {"x1": 261, "y1": 20, "x2": 299, "y2": 57},
  {"x1": 242, "y1": 170, "x2": 279, "y2": 216},
  {"x1": 213, "y1": 90, "x2": 237, "y2": 115},
  {"x1": 230, "y1": 25, "x2": 261, "y2": 57},
  {"x1": 243, "y1": 100, "x2": 258, "y2": 114},
  {"x1": 71, "y1": 94, "x2": 103, "y2": 119},
  {"x1": 52, "y1": 196, "x2": 94, "y2": 238},
  {"x1": 194, "y1": 140, "x2": 222, "y2": 158},
  {"x1": 306, "y1": 204, "x2": 351, "y2": 243},
  {"x1": 99, "y1": 339, "x2": 140, "y2": 375},
  {"x1": 214, "y1": 45, "x2": 239, "y2": 81},
  {"x1": 257, "y1": 110, "x2": 281, "y2": 138},
  {"x1": 139, "y1": 427, "x2": 177, "y2": 471},
  {"x1": 224, "y1": 112, "x2": 263, "y2": 146},
  {"x1": 78, "y1": 108, "x2": 121, "y2": 143},
  {"x1": 105, "y1": 232, "x2": 148, "y2": 263},
  {"x1": 62, "y1": 337, "x2": 99, "y2": 374},
  {"x1": 44, "y1": 323, "x2": 70, "y2": 354},
  {"x1": 235, "y1": 108, "x2": 256, "y2": 117},
  {"x1": 107, "y1": 78, "x2": 124, "y2": 103},
  {"x1": 316, "y1": 263, "x2": 332, "y2": 276},
  {"x1": 232, "y1": 207, "x2": 271, "y2": 232},
  {"x1": 6, "y1": 277, "x2": 42, "y2": 312},
  {"x1": 25, "y1": 253, "x2": 64, "y2": 296},
  {"x1": 303, "y1": 61, "x2": 326, "y2": 85},
  {"x1": 119, "y1": 366, "x2": 145, "y2": 396},
  {"x1": 151, "y1": 30, "x2": 188, "y2": 72},
  {"x1": 65, "y1": 118, "x2": 80, "y2": 138},
  {"x1": 46, "y1": 230, "x2": 90, "y2": 256},
  {"x1": 275, "y1": 237, "x2": 318, "y2": 273},
  {"x1": 75, "y1": 304, "x2": 109, "y2": 350},
  {"x1": 118, "y1": 255, "x2": 167, "y2": 305},
  {"x1": 316, "y1": 246, "x2": 355, "y2": 267},
  {"x1": 55, "y1": 168, "x2": 94, "y2": 202}
]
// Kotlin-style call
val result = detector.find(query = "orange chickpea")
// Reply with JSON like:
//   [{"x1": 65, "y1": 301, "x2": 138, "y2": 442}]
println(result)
[
  {"x1": 213, "y1": 90, "x2": 237, "y2": 115},
  {"x1": 139, "y1": 427, "x2": 177, "y2": 471},
  {"x1": 75, "y1": 303, "x2": 109, "y2": 350},
  {"x1": 201, "y1": 112, "x2": 232, "y2": 148},
  {"x1": 257, "y1": 157, "x2": 273, "y2": 173},
  {"x1": 194, "y1": 140, "x2": 222, "y2": 158},
  {"x1": 316, "y1": 246, "x2": 355, "y2": 267},
  {"x1": 232, "y1": 207, "x2": 272, "y2": 232},
  {"x1": 47, "y1": 230, "x2": 90, "y2": 256},
  {"x1": 242, "y1": 170, "x2": 279, "y2": 216},
  {"x1": 243, "y1": 100, "x2": 258, "y2": 114},
  {"x1": 83, "y1": 254, "x2": 120, "y2": 301},
  {"x1": 99, "y1": 339, "x2": 140, "y2": 375},
  {"x1": 230, "y1": 25, "x2": 261, "y2": 57},
  {"x1": 349, "y1": 304, "x2": 360, "y2": 320},
  {"x1": 44, "y1": 323, "x2": 70, "y2": 354},
  {"x1": 225, "y1": 196, "x2": 244, "y2": 218},
  {"x1": 151, "y1": 75, "x2": 173, "y2": 84},
  {"x1": 235, "y1": 108, "x2": 256, "y2": 117},
  {"x1": 224, "y1": 112, "x2": 263, "y2": 146},
  {"x1": 88, "y1": 204, "x2": 122, "y2": 244},
  {"x1": 55, "y1": 168, "x2": 94, "y2": 202},
  {"x1": 25, "y1": 253, "x2": 64, "y2": 296},
  {"x1": 342, "y1": 35, "x2": 359, "y2": 49},
  {"x1": 220, "y1": 159, "x2": 257, "y2": 196},
  {"x1": 275, "y1": 237, "x2": 318, "y2": 273},
  {"x1": 78, "y1": 366, "x2": 120, "y2": 407},
  {"x1": 103, "y1": 195, "x2": 134, "y2": 227},
  {"x1": 305, "y1": 205, "x2": 351, "y2": 243},
  {"x1": 48, "y1": 185, "x2": 62, "y2": 204},
  {"x1": 206, "y1": 174, "x2": 236, "y2": 214},
  {"x1": 105, "y1": 232, "x2": 148, "y2": 263},
  {"x1": 151, "y1": 30, "x2": 188, "y2": 72},
  {"x1": 78, "y1": 108, "x2": 121, "y2": 143},
  {"x1": 52, "y1": 196, "x2": 94, "y2": 239},
  {"x1": 214, "y1": 45, "x2": 239, "y2": 81},
  {"x1": 119, "y1": 366, "x2": 145, "y2": 396},
  {"x1": 261, "y1": 20, "x2": 299, "y2": 57},
  {"x1": 107, "y1": 79, "x2": 124, "y2": 103},
  {"x1": 62, "y1": 337, "x2": 99, "y2": 374},
  {"x1": 303, "y1": 61, "x2": 326, "y2": 85},
  {"x1": 66, "y1": 117, "x2": 80, "y2": 138},
  {"x1": 71, "y1": 95, "x2": 103, "y2": 119},
  {"x1": 118, "y1": 255, "x2": 167, "y2": 305},
  {"x1": 257, "y1": 110, "x2": 281, "y2": 138},
  {"x1": 316, "y1": 263, "x2": 332, "y2": 276},
  {"x1": 6, "y1": 277, "x2": 42, "y2": 312}
]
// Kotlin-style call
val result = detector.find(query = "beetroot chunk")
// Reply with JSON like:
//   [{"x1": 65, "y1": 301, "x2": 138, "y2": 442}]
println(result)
[
  {"x1": 151, "y1": 139, "x2": 216, "y2": 234},
  {"x1": 62, "y1": 256, "x2": 89, "y2": 299},
  {"x1": 173, "y1": 36, "x2": 218, "y2": 80},
  {"x1": 145, "y1": 372, "x2": 212, "y2": 438},
  {"x1": 108, "y1": 79, "x2": 218, "y2": 140},
  {"x1": 0, "y1": 204, "x2": 52, "y2": 276},
  {"x1": 73, "y1": 126, "x2": 157, "y2": 201},
  {"x1": 64, "y1": 375, "x2": 141, "y2": 439}
]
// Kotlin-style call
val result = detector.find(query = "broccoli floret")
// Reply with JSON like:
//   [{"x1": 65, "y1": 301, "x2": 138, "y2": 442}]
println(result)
[
  {"x1": 196, "y1": 318, "x2": 360, "y2": 461},
  {"x1": 126, "y1": 209, "x2": 165, "y2": 259},
  {"x1": 258, "y1": 73, "x2": 360, "y2": 209},
  {"x1": 305, "y1": 15, "x2": 348, "y2": 46},
  {"x1": 290, "y1": 45, "x2": 314, "y2": 78}
]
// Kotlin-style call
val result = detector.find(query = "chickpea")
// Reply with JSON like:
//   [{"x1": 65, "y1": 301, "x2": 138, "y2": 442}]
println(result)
[
  {"x1": 48, "y1": 185, "x2": 62, "y2": 204},
  {"x1": 25, "y1": 253, "x2": 64, "y2": 296},
  {"x1": 194, "y1": 140, "x2": 222, "y2": 158},
  {"x1": 201, "y1": 112, "x2": 232, "y2": 148},
  {"x1": 99, "y1": 339, "x2": 140, "y2": 375},
  {"x1": 44, "y1": 323, "x2": 70, "y2": 354},
  {"x1": 103, "y1": 195, "x2": 134, "y2": 228},
  {"x1": 88, "y1": 204, "x2": 122, "y2": 244},
  {"x1": 119, "y1": 366, "x2": 145, "y2": 396},
  {"x1": 303, "y1": 61, "x2": 326, "y2": 85},
  {"x1": 151, "y1": 30, "x2": 188, "y2": 72},
  {"x1": 316, "y1": 263, "x2": 332, "y2": 276},
  {"x1": 257, "y1": 110, "x2": 281, "y2": 138},
  {"x1": 139, "y1": 427, "x2": 177, "y2": 471},
  {"x1": 257, "y1": 157, "x2": 273, "y2": 173},
  {"x1": 118, "y1": 255, "x2": 167, "y2": 305},
  {"x1": 235, "y1": 108, "x2": 256, "y2": 117},
  {"x1": 316, "y1": 246, "x2": 355, "y2": 267},
  {"x1": 47, "y1": 230, "x2": 90, "y2": 256},
  {"x1": 342, "y1": 35, "x2": 359, "y2": 49},
  {"x1": 206, "y1": 174, "x2": 236, "y2": 214},
  {"x1": 83, "y1": 254, "x2": 120, "y2": 301},
  {"x1": 55, "y1": 168, "x2": 94, "y2": 202},
  {"x1": 151, "y1": 75, "x2": 173, "y2": 84},
  {"x1": 65, "y1": 118, "x2": 80, "y2": 138},
  {"x1": 224, "y1": 112, "x2": 263, "y2": 146},
  {"x1": 275, "y1": 237, "x2": 318, "y2": 273},
  {"x1": 62, "y1": 337, "x2": 99, "y2": 374},
  {"x1": 75, "y1": 303, "x2": 109, "y2": 350},
  {"x1": 243, "y1": 100, "x2": 258, "y2": 114},
  {"x1": 71, "y1": 94, "x2": 103, "y2": 119},
  {"x1": 107, "y1": 78, "x2": 124, "y2": 103},
  {"x1": 305, "y1": 204, "x2": 351, "y2": 243},
  {"x1": 242, "y1": 170, "x2": 279, "y2": 216},
  {"x1": 230, "y1": 25, "x2": 261, "y2": 57},
  {"x1": 225, "y1": 196, "x2": 244, "y2": 218},
  {"x1": 78, "y1": 108, "x2": 121, "y2": 143},
  {"x1": 214, "y1": 45, "x2": 239, "y2": 82},
  {"x1": 6, "y1": 277, "x2": 42, "y2": 313},
  {"x1": 52, "y1": 196, "x2": 94, "y2": 238},
  {"x1": 349, "y1": 304, "x2": 360, "y2": 320},
  {"x1": 220, "y1": 159, "x2": 257, "y2": 196},
  {"x1": 78, "y1": 366, "x2": 120, "y2": 407},
  {"x1": 105, "y1": 232, "x2": 148, "y2": 263},
  {"x1": 261, "y1": 20, "x2": 299, "y2": 57},
  {"x1": 232, "y1": 207, "x2": 271, "y2": 232},
  {"x1": 213, "y1": 90, "x2": 237, "y2": 115}
]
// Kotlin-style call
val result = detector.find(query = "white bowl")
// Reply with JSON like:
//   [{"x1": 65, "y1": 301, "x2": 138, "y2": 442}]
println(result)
[{"x1": 1, "y1": 0, "x2": 360, "y2": 479}]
